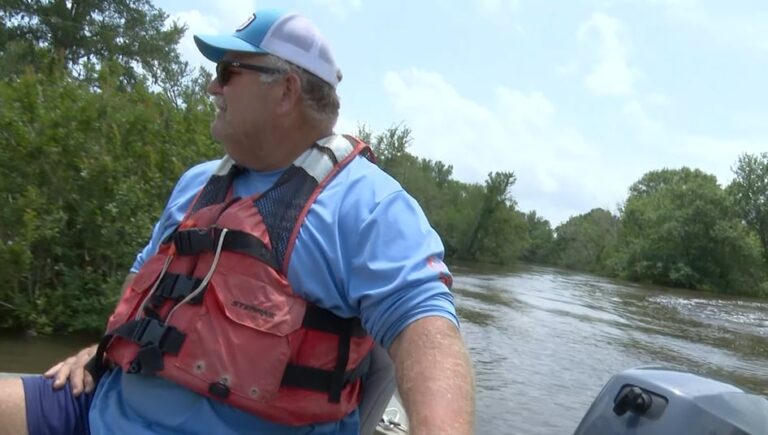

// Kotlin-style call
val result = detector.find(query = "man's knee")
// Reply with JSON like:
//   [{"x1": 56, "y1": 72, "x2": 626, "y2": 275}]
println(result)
[
  {"x1": 12, "y1": 375, "x2": 93, "y2": 435},
  {"x1": 0, "y1": 376, "x2": 29, "y2": 435}
]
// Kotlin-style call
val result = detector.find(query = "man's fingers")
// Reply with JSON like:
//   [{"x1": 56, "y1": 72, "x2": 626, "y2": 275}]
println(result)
[
  {"x1": 42, "y1": 345, "x2": 100, "y2": 392},
  {"x1": 52, "y1": 356, "x2": 76, "y2": 388},
  {"x1": 83, "y1": 371, "x2": 95, "y2": 394},
  {"x1": 43, "y1": 362, "x2": 63, "y2": 378},
  {"x1": 52, "y1": 365, "x2": 71, "y2": 388},
  {"x1": 69, "y1": 366, "x2": 84, "y2": 395}
]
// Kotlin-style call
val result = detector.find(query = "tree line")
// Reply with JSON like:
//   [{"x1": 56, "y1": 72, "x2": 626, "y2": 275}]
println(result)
[
  {"x1": 363, "y1": 126, "x2": 768, "y2": 300},
  {"x1": 0, "y1": 0, "x2": 765, "y2": 334}
]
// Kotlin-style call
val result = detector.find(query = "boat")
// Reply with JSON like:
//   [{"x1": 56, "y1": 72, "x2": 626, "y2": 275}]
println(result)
[
  {"x1": 3, "y1": 367, "x2": 767, "y2": 434},
  {"x1": 374, "y1": 366, "x2": 768, "y2": 434},
  {"x1": 573, "y1": 366, "x2": 768, "y2": 434},
  {"x1": 375, "y1": 392, "x2": 409, "y2": 434}
]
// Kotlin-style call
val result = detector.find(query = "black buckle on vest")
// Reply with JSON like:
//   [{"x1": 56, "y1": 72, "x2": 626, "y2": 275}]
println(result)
[
  {"x1": 128, "y1": 345, "x2": 165, "y2": 375},
  {"x1": 124, "y1": 318, "x2": 186, "y2": 376},
  {"x1": 93, "y1": 318, "x2": 187, "y2": 378},
  {"x1": 131, "y1": 317, "x2": 166, "y2": 347},
  {"x1": 174, "y1": 228, "x2": 219, "y2": 255},
  {"x1": 130, "y1": 318, "x2": 185, "y2": 355}
]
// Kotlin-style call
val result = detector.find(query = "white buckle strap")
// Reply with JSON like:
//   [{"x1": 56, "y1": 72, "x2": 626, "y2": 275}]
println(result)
[
  {"x1": 216, "y1": 135, "x2": 357, "y2": 183},
  {"x1": 213, "y1": 155, "x2": 236, "y2": 176},
  {"x1": 315, "y1": 135, "x2": 355, "y2": 163},
  {"x1": 294, "y1": 135, "x2": 355, "y2": 183}
]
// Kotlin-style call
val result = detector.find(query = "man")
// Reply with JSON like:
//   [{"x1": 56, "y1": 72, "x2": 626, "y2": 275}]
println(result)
[{"x1": 0, "y1": 9, "x2": 474, "y2": 435}]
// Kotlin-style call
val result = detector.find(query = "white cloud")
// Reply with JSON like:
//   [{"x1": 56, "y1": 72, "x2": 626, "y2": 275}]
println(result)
[
  {"x1": 156, "y1": 1, "x2": 768, "y2": 226},
  {"x1": 578, "y1": 13, "x2": 641, "y2": 97},
  {"x1": 309, "y1": 0, "x2": 362, "y2": 18},
  {"x1": 380, "y1": 67, "x2": 768, "y2": 224},
  {"x1": 496, "y1": 88, "x2": 555, "y2": 128},
  {"x1": 334, "y1": 114, "x2": 359, "y2": 137},
  {"x1": 619, "y1": 100, "x2": 767, "y2": 187},
  {"x1": 622, "y1": 100, "x2": 665, "y2": 140},
  {"x1": 168, "y1": 10, "x2": 218, "y2": 73},
  {"x1": 675, "y1": 135, "x2": 767, "y2": 184},
  {"x1": 166, "y1": 3, "x2": 259, "y2": 73},
  {"x1": 382, "y1": 68, "x2": 625, "y2": 224},
  {"x1": 214, "y1": 2, "x2": 259, "y2": 30}
]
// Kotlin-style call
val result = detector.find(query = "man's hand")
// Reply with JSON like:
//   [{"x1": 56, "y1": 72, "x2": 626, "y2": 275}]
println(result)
[
  {"x1": 389, "y1": 316, "x2": 475, "y2": 435},
  {"x1": 43, "y1": 344, "x2": 98, "y2": 396},
  {"x1": 41, "y1": 274, "x2": 134, "y2": 396}
]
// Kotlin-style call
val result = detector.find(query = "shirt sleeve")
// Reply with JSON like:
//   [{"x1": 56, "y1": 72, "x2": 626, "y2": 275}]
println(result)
[{"x1": 343, "y1": 190, "x2": 459, "y2": 349}]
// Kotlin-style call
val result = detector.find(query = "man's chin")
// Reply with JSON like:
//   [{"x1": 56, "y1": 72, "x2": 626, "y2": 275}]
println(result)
[{"x1": 210, "y1": 122, "x2": 224, "y2": 143}]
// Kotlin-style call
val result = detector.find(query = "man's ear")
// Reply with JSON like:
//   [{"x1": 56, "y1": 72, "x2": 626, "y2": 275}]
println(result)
[{"x1": 276, "y1": 72, "x2": 302, "y2": 115}]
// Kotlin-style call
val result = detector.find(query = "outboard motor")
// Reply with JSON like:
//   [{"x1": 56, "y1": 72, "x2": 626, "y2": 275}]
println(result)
[{"x1": 574, "y1": 367, "x2": 768, "y2": 435}]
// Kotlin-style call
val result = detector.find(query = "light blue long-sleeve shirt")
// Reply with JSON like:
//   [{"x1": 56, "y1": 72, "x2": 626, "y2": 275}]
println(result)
[{"x1": 88, "y1": 154, "x2": 457, "y2": 434}]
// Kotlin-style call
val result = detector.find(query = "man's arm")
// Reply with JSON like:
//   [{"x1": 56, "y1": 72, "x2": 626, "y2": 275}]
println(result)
[{"x1": 389, "y1": 316, "x2": 475, "y2": 435}]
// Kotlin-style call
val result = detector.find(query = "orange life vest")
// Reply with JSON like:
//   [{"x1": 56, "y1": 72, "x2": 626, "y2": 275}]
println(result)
[{"x1": 90, "y1": 135, "x2": 376, "y2": 425}]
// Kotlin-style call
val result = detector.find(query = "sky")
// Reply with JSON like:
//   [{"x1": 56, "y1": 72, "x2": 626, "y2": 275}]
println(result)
[{"x1": 154, "y1": 0, "x2": 768, "y2": 225}]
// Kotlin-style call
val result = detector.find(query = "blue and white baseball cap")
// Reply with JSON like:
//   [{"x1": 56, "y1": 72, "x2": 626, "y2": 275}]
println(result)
[{"x1": 194, "y1": 9, "x2": 342, "y2": 88}]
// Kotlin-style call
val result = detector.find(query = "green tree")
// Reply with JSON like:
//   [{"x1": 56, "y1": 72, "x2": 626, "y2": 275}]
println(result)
[
  {"x1": 0, "y1": 0, "x2": 193, "y2": 100},
  {"x1": 728, "y1": 152, "x2": 768, "y2": 261},
  {"x1": 551, "y1": 208, "x2": 618, "y2": 273},
  {"x1": 0, "y1": 67, "x2": 218, "y2": 333},
  {"x1": 360, "y1": 125, "x2": 527, "y2": 264},
  {"x1": 520, "y1": 211, "x2": 554, "y2": 263},
  {"x1": 463, "y1": 171, "x2": 527, "y2": 264},
  {"x1": 615, "y1": 168, "x2": 764, "y2": 294}
]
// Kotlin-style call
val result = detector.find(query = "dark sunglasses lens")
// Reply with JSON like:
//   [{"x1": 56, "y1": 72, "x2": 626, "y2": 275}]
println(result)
[{"x1": 216, "y1": 63, "x2": 231, "y2": 86}]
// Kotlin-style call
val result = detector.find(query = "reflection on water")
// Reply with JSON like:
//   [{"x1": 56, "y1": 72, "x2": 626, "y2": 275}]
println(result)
[
  {"x1": 453, "y1": 286, "x2": 518, "y2": 308},
  {"x1": 1, "y1": 264, "x2": 766, "y2": 434},
  {"x1": 456, "y1": 306, "x2": 496, "y2": 327},
  {"x1": 0, "y1": 333, "x2": 96, "y2": 374},
  {"x1": 453, "y1": 264, "x2": 768, "y2": 434}
]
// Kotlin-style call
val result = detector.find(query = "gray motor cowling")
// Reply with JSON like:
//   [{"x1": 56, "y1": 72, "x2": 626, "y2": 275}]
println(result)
[{"x1": 573, "y1": 367, "x2": 768, "y2": 435}]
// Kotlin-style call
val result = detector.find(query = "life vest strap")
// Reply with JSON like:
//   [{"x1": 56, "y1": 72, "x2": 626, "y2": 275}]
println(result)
[
  {"x1": 280, "y1": 352, "x2": 371, "y2": 401},
  {"x1": 116, "y1": 317, "x2": 186, "y2": 353},
  {"x1": 86, "y1": 317, "x2": 187, "y2": 380},
  {"x1": 329, "y1": 323, "x2": 352, "y2": 403},
  {"x1": 302, "y1": 304, "x2": 367, "y2": 338},
  {"x1": 172, "y1": 227, "x2": 279, "y2": 269},
  {"x1": 298, "y1": 305, "x2": 368, "y2": 402},
  {"x1": 114, "y1": 317, "x2": 186, "y2": 375}
]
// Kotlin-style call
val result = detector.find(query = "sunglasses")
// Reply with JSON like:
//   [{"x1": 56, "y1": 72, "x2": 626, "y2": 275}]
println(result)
[{"x1": 215, "y1": 61, "x2": 284, "y2": 86}]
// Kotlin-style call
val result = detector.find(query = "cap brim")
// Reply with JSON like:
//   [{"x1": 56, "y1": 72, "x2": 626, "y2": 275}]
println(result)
[{"x1": 193, "y1": 34, "x2": 269, "y2": 62}]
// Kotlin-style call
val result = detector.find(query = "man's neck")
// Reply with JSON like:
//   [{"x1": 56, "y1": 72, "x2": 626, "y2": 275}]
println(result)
[{"x1": 245, "y1": 124, "x2": 334, "y2": 171}]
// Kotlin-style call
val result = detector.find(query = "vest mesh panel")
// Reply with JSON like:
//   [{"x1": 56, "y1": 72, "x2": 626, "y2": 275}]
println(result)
[
  {"x1": 192, "y1": 165, "x2": 243, "y2": 212},
  {"x1": 254, "y1": 167, "x2": 318, "y2": 269}
]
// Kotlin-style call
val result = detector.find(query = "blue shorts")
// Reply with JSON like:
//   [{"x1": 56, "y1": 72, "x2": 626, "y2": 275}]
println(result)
[{"x1": 21, "y1": 375, "x2": 93, "y2": 435}]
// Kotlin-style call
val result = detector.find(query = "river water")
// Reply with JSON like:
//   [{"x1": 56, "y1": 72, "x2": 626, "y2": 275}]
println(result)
[{"x1": 1, "y1": 264, "x2": 767, "y2": 434}]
